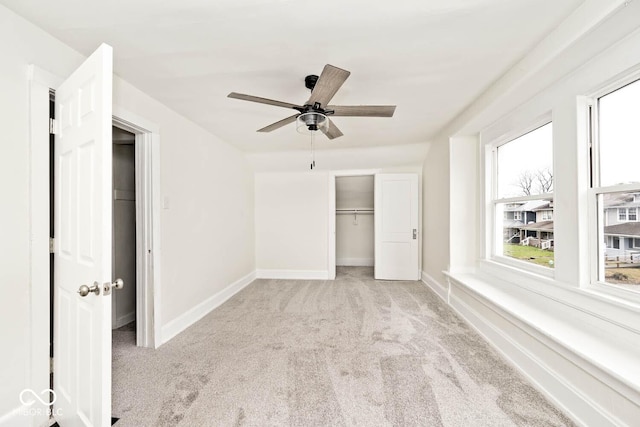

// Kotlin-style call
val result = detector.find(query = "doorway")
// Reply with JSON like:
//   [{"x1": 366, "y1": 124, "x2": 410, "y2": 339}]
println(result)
[
  {"x1": 112, "y1": 126, "x2": 137, "y2": 338},
  {"x1": 335, "y1": 176, "x2": 375, "y2": 278},
  {"x1": 30, "y1": 51, "x2": 161, "y2": 426}
]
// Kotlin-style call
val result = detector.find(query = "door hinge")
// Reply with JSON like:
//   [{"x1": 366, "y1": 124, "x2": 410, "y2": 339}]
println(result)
[
  {"x1": 49, "y1": 237, "x2": 55, "y2": 254},
  {"x1": 49, "y1": 118, "x2": 58, "y2": 135}
]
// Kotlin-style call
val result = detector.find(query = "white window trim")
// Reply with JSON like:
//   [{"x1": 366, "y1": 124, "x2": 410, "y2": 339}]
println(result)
[
  {"x1": 587, "y1": 69, "x2": 640, "y2": 304},
  {"x1": 487, "y1": 115, "x2": 555, "y2": 277}
]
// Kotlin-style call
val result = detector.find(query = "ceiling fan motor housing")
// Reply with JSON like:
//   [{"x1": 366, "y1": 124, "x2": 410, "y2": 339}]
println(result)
[{"x1": 305, "y1": 75, "x2": 319, "y2": 91}]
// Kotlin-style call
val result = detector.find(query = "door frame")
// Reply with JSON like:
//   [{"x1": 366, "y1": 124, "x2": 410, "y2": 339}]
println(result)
[
  {"x1": 27, "y1": 65, "x2": 162, "y2": 413},
  {"x1": 327, "y1": 169, "x2": 381, "y2": 280},
  {"x1": 112, "y1": 108, "x2": 162, "y2": 348}
]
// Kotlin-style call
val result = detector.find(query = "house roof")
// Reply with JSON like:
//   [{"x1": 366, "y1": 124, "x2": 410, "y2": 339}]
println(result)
[
  {"x1": 503, "y1": 200, "x2": 548, "y2": 212},
  {"x1": 521, "y1": 220, "x2": 554, "y2": 231},
  {"x1": 603, "y1": 222, "x2": 640, "y2": 238},
  {"x1": 532, "y1": 202, "x2": 553, "y2": 211},
  {"x1": 603, "y1": 193, "x2": 640, "y2": 209},
  {"x1": 504, "y1": 220, "x2": 524, "y2": 228}
]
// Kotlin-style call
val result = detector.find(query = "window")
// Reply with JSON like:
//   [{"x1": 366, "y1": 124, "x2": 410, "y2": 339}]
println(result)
[
  {"x1": 619, "y1": 208, "x2": 627, "y2": 221},
  {"x1": 593, "y1": 78, "x2": 640, "y2": 292},
  {"x1": 612, "y1": 237, "x2": 620, "y2": 249},
  {"x1": 493, "y1": 122, "x2": 554, "y2": 270},
  {"x1": 514, "y1": 211, "x2": 522, "y2": 220}
]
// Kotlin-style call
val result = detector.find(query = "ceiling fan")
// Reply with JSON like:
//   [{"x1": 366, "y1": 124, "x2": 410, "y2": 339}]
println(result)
[{"x1": 228, "y1": 64, "x2": 396, "y2": 140}]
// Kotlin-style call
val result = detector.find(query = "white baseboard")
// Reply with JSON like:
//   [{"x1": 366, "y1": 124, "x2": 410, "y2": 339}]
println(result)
[
  {"x1": 113, "y1": 311, "x2": 135, "y2": 329},
  {"x1": 421, "y1": 270, "x2": 448, "y2": 302},
  {"x1": 161, "y1": 270, "x2": 256, "y2": 344},
  {"x1": 255, "y1": 269, "x2": 329, "y2": 280},
  {"x1": 336, "y1": 258, "x2": 374, "y2": 267},
  {"x1": 420, "y1": 271, "x2": 632, "y2": 426}
]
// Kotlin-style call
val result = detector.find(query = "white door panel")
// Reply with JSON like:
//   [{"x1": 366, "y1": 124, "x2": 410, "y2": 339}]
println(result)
[
  {"x1": 54, "y1": 44, "x2": 113, "y2": 427},
  {"x1": 375, "y1": 174, "x2": 419, "y2": 280}
]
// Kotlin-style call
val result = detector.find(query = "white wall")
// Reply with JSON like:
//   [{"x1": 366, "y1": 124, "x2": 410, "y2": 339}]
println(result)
[
  {"x1": 336, "y1": 215, "x2": 374, "y2": 266},
  {"x1": 112, "y1": 77, "x2": 255, "y2": 331},
  {"x1": 255, "y1": 172, "x2": 329, "y2": 278},
  {"x1": 0, "y1": 4, "x2": 255, "y2": 424},
  {"x1": 421, "y1": 140, "x2": 450, "y2": 290}
]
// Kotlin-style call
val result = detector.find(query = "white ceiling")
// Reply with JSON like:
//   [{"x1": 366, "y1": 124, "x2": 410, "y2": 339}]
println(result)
[{"x1": 3, "y1": 0, "x2": 584, "y2": 153}]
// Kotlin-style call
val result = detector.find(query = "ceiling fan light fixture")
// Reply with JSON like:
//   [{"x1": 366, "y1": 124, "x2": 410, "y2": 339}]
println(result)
[{"x1": 296, "y1": 112, "x2": 329, "y2": 135}]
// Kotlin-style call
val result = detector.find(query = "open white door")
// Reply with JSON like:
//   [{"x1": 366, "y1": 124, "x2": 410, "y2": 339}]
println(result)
[
  {"x1": 54, "y1": 44, "x2": 113, "y2": 427},
  {"x1": 374, "y1": 173, "x2": 419, "y2": 280}
]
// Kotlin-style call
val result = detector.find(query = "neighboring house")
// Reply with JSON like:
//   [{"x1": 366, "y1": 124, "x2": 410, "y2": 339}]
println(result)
[
  {"x1": 533, "y1": 202, "x2": 554, "y2": 222},
  {"x1": 603, "y1": 193, "x2": 640, "y2": 257},
  {"x1": 503, "y1": 200, "x2": 553, "y2": 247},
  {"x1": 520, "y1": 220, "x2": 555, "y2": 250}
]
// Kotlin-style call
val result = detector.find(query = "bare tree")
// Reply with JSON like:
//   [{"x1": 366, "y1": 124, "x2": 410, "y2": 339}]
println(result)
[
  {"x1": 516, "y1": 170, "x2": 535, "y2": 196},
  {"x1": 514, "y1": 168, "x2": 553, "y2": 196},
  {"x1": 536, "y1": 168, "x2": 553, "y2": 193}
]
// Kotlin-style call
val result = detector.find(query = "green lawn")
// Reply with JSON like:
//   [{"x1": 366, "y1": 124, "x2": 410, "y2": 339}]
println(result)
[{"x1": 503, "y1": 244, "x2": 555, "y2": 268}]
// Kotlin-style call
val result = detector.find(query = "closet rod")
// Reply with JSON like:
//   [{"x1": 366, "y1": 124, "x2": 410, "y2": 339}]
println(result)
[{"x1": 336, "y1": 209, "x2": 374, "y2": 214}]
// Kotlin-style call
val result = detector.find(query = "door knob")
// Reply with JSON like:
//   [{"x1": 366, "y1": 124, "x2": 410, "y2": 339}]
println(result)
[
  {"x1": 112, "y1": 278, "x2": 124, "y2": 290},
  {"x1": 78, "y1": 282, "x2": 100, "y2": 297},
  {"x1": 103, "y1": 278, "x2": 124, "y2": 296}
]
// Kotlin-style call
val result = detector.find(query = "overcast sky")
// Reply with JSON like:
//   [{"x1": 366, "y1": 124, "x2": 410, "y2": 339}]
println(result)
[
  {"x1": 497, "y1": 78, "x2": 640, "y2": 198},
  {"x1": 497, "y1": 123, "x2": 553, "y2": 198},
  {"x1": 599, "y1": 78, "x2": 640, "y2": 187}
]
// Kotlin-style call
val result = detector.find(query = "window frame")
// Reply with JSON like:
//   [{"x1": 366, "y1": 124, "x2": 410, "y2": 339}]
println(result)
[
  {"x1": 587, "y1": 71, "x2": 640, "y2": 300},
  {"x1": 628, "y1": 207, "x2": 637, "y2": 221},
  {"x1": 488, "y1": 116, "x2": 554, "y2": 277}
]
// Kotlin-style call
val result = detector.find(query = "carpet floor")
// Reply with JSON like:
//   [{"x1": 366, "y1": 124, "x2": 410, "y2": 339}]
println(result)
[{"x1": 112, "y1": 267, "x2": 575, "y2": 426}]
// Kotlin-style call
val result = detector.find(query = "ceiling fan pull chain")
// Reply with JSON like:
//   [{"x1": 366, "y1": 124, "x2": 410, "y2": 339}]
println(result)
[{"x1": 310, "y1": 132, "x2": 316, "y2": 170}]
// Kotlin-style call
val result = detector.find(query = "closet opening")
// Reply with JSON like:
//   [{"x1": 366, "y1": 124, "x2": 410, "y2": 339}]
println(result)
[
  {"x1": 112, "y1": 126, "x2": 137, "y2": 341},
  {"x1": 335, "y1": 175, "x2": 375, "y2": 279}
]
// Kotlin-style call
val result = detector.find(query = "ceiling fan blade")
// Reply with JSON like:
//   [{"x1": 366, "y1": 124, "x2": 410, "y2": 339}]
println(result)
[
  {"x1": 228, "y1": 92, "x2": 302, "y2": 109},
  {"x1": 257, "y1": 114, "x2": 299, "y2": 132},
  {"x1": 328, "y1": 105, "x2": 396, "y2": 117},
  {"x1": 321, "y1": 119, "x2": 344, "y2": 140},
  {"x1": 307, "y1": 64, "x2": 351, "y2": 107}
]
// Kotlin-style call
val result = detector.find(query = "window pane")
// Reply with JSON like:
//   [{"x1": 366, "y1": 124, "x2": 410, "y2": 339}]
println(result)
[
  {"x1": 496, "y1": 199, "x2": 554, "y2": 268},
  {"x1": 619, "y1": 208, "x2": 627, "y2": 221},
  {"x1": 600, "y1": 192, "x2": 640, "y2": 292},
  {"x1": 599, "y1": 79, "x2": 640, "y2": 186},
  {"x1": 497, "y1": 123, "x2": 553, "y2": 198}
]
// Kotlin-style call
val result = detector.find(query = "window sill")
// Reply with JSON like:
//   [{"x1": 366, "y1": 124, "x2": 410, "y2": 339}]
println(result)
[
  {"x1": 489, "y1": 255, "x2": 554, "y2": 279},
  {"x1": 445, "y1": 265, "x2": 640, "y2": 397}
]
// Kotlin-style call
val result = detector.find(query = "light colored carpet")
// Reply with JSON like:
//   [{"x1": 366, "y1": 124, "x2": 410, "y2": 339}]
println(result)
[{"x1": 112, "y1": 267, "x2": 575, "y2": 427}]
